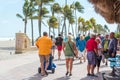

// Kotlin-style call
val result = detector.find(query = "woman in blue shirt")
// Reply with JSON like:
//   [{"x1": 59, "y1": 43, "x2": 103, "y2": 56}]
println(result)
[{"x1": 76, "y1": 35, "x2": 86, "y2": 63}]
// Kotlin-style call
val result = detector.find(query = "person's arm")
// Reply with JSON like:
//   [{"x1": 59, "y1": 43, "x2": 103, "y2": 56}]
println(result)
[
  {"x1": 112, "y1": 38, "x2": 118, "y2": 57},
  {"x1": 94, "y1": 42, "x2": 98, "y2": 56},
  {"x1": 73, "y1": 42, "x2": 78, "y2": 57},
  {"x1": 35, "y1": 40, "x2": 39, "y2": 48},
  {"x1": 62, "y1": 42, "x2": 65, "y2": 53}
]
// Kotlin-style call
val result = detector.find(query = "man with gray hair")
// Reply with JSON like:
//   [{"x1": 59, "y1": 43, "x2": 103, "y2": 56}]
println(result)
[
  {"x1": 86, "y1": 34, "x2": 98, "y2": 77},
  {"x1": 108, "y1": 32, "x2": 117, "y2": 58}
]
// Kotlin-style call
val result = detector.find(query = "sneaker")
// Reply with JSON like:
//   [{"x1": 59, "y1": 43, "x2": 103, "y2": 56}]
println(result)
[
  {"x1": 66, "y1": 72, "x2": 69, "y2": 76},
  {"x1": 45, "y1": 70, "x2": 48, "y2": 75},
  {"x1": 69, "y1": 73, "x2": 72, "y2": 76},
  {"x1": 87, "y1": 73, "x2": 91, "y2": 76}
]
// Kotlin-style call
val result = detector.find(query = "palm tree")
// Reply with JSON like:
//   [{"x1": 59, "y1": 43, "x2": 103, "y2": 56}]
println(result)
[
  {"x1": 61, "y1": 5, "x2": 73, "y2": 37},
  {"x1": 104, "y1": 24, "x2": 110, "y2": 33},
  {"x1": 68, "y1": 17, "x2": 75, "y2": 37},
  {"x1": 51, "y1": 3, "x2": 61, "y2": 34},
  {"x1": 78, "y1": 17, "x2": 85, "y2": 34},
  {"x1": 35, "y1": 0, "x2": 54, "y2": 36},
  {"x1": 89, "y1": 17, "x2": 96, "y2": 33},
  {"x1": 16, "y1": 0, "x2": 30, "y2": 33},
  {"x1": 29, "y1": 0, "x2": 37, "y2": 46},
  {"x1": 70, "y1": 1, "x2": 84, "y2": 36},
  {"x1": 50, "y1": 3, "x2": 61, "y2": 36},
  {"x1": 48, "y1": 16, "x2": 58, "y2": 37}
]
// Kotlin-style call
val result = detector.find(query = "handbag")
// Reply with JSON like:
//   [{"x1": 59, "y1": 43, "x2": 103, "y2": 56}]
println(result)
[{"x1": 68, "y1": 42, "x2": 78, "y2": 58}]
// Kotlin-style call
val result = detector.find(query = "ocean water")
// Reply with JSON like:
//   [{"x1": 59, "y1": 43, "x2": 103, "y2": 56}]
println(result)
[{"x1": 0, "y1": 37, "x2": 15, "y2": 41}]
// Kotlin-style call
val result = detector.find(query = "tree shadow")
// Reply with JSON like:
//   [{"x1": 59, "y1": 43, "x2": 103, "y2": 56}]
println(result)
[
  {"x1": 22, "y1": 73, "x2": 45, "y2": 80},
  {"x1": 54, "y1": 76, "x2": 71, "y2": 80},
  {"x1": 73, "y1": 62, "x2": 83, "y2": 65},
  {"x1": 80, "y1": 73, "x2": 104, "y2": 80},
  {"x1": 53, "y1": 59, "x2": 65, "y2": 61},
  {"x1": 57, "y1": 63, "x2": 66, "y2": 66}
]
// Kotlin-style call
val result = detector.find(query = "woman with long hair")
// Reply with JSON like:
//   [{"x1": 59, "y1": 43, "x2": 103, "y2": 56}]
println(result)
[{"x1": 63, "y1": 35, "x2": 77, "y2": 76}]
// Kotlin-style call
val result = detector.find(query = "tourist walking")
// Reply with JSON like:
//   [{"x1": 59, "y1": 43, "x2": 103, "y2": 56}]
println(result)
[
  {"x1": 76, "y1": 35, "x2": 86, "y2": 63},
  {"x1": 36, "y1": 32, "x2": 52, "y2": 76},
  {"x1": 108, "y1": 32, "x2": 117, "y2": 58},
  {"x1": 51, "y1": 35, "x2": 56, "y2": 59},
  {"x1": 86, "y1": 34, "x2": 98, "y2": 77},
  {"x1": 55, "y1": 34, "x2": 63, "y2": 60},
  {"x1": 63, "y1": 35, "x2": 78, "y2": 76},
  {"x1": 102, "y1": 34, "x2": 110, "y2": 65}
]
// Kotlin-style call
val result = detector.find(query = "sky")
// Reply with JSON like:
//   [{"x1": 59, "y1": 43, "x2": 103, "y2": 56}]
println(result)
[{"x1": 0, "y1": 0, "x2": 117, "y2": 39}]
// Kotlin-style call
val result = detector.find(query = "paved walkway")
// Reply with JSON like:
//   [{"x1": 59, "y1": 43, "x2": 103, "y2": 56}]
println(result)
[{"x1": 0, "y1": 50, "x2": 111, "y2": 80}]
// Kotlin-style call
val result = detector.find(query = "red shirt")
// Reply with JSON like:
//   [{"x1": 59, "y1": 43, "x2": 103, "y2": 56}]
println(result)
[{"x1": 86, "y1": 38, "x2": 97, "y2": 51}]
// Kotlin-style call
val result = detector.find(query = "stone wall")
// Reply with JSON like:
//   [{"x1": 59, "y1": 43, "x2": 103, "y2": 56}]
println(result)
[{"x1": 15, "y1": 33, "x2": 30, "y2": 53}]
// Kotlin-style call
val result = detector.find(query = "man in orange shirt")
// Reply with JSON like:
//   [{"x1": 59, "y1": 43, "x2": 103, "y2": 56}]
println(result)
[{"x1": 36, "y1": 32, "x2": 52, "y2": 76}]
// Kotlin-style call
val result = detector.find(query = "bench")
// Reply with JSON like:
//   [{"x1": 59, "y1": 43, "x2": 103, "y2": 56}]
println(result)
[{"x1": 103, "y1": 54, "x2": 120, "y2": 80}]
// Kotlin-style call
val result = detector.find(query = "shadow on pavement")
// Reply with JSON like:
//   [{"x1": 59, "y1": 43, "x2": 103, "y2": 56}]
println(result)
[
  {"x1": 57, "y1": 63, "x2": 66, "y2": 66},
  {"x1": 53, "y1": 59, "x2": 65, "y2": 61},
  {"x1": 22, "y1": 73, "x2": 45, "y2": 80},
  {"x1": 73, "y1": 62, "x2": 83, "y2": 65},
  {"x1": 54, "y1": 76, "x2": 71, "y2": 80}
]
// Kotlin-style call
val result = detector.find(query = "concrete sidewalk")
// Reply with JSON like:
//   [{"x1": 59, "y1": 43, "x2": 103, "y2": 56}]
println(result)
[{"x1": 0, "y1": 51, "x2": 111, "y2": 80}]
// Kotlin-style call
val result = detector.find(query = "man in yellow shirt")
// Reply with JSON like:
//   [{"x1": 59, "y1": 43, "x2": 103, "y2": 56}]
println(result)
[{"x1": 36, "y1": 32, "x2": 52, "y2": 76}]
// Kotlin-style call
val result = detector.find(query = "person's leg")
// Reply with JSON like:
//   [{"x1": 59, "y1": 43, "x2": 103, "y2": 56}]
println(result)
[
  {"x1": 90, "y1": 52, "x2": 96, "y2": 75},
  {"x1": 39, "y1": 55, "x2": 45, "y2": 75},
  {"x1": 69, "y1": 58, "x2": 73, "y2": 76},
  {"x1": 97, "y1": 59, "x2": 100, "y2": 73},
  {"x1": 83, "y1": 50, "x2": 86, "y2": 62},
  {"x1": 66, "y1": 58, "x2": 69, "y2": 75},
  {"x1": 87, "y1": 52, "x2": 91, "y2": 75},
  {"x1": 91, "y1": 65, "x2": 95, "y2": 74},
  {"x1": 45, "y1": 55, "x2": 50, "y2": 73},
  {"x1": 87, "y1": 64, "x2": 91, "y2": 75}
]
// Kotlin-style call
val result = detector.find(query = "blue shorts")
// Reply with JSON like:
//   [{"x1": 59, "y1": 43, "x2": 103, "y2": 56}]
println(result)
[{"x1": 87, "y1": 51, "x2": 96, "y2": 65}]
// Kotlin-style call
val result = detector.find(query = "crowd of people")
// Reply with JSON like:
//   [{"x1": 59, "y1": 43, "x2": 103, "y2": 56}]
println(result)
[{"x1": 35, "y1": 31, "x2": 118, "y2": 77}]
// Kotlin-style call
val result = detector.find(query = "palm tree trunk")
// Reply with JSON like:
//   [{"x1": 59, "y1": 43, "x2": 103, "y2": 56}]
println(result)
[
  {"x1": 68, "y1": 23, "x2": 70, "y2": 34},
  {"x1": 75, "y1": 9, "x2": 78, "y2": 36},
  {"x1": 24, "y1": 16, "x2": 27, "y2": 34},
  {"x1": 53, "y1": 28, "x2": 55, "y2": 38},
  {"x1": 31, "y1": 18, "x2": 34, "y2": 46},
  {"x1": 71, "y1": 24, "x2": 74, "y2": 37},
  {"x1": 38, "y1": 0, "x2": 43, "y2": 37},
  {"x1": 61, "y1": 17, "x2": 66, "y2": 36},
  {"x1": 58, "y1": 17, "x2": 60, "y2": 34}
]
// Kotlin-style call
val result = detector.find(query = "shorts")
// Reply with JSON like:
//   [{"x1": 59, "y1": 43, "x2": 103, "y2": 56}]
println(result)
[
  {"x1": 57, "y1": 45, "x2": 62, "y2": 51},
  {"x1": 96, "y1": 56, "x2": 102, "y2": 67},
  {"x1": 87, "y1": 51, "x2": 96, "y2": 65},
  {"x1": 78, "y1": 50, "x2": 85, "y2": 58},
  {"x1": 39, "y1": 55, "x2": 50, "y2": 64}
]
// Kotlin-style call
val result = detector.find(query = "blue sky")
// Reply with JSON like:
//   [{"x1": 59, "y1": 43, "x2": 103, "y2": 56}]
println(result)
[{"x1": 0, "y1": 0, "x2": 117, "y2": 39}]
